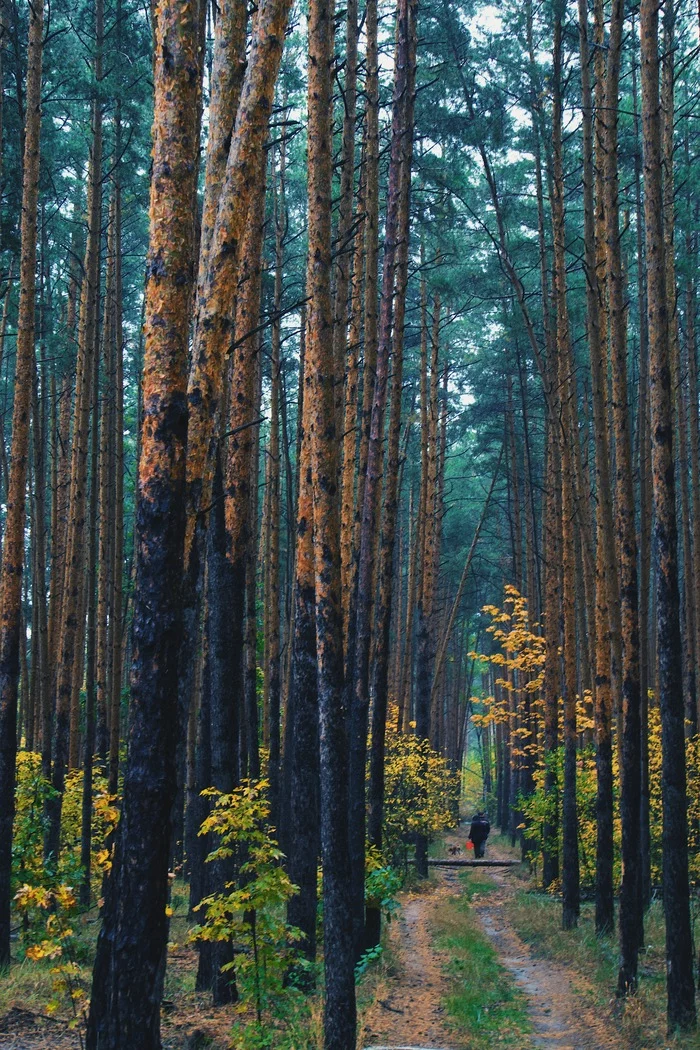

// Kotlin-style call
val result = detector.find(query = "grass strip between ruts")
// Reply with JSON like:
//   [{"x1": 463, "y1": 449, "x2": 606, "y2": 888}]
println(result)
[{"x1": 432, "y1": 870, "x2": 537, "y2": 1049}]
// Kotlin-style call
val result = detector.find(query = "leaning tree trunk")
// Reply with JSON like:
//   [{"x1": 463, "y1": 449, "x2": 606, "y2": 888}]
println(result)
[
  {"x1": 0, "y1": 0, "x2": 43, "y2": 968},
  {"x1": 173, "y1": 0, "x2": 244, "y2": 873}
]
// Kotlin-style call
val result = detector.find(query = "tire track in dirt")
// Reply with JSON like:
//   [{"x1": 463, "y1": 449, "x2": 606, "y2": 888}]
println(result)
[
  {"x1": 469, "y1": 837, "x2": 622, "y2": 1050},
  {"x1": 362, "y1": 829, "x2": 623, "y2": 1050},
  {"x1": 360, "y1": 867, "x2": 466, "y2": 1050}
]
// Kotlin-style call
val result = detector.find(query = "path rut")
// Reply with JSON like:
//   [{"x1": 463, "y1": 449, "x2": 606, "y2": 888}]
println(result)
[
  {"x1": 475, "y1": 840, "x2": 619, "y2": 1050},
  {"x1": 361, "y1": 867, "x2": 466, "y2": 1050},
  {"x1": 362, "y1": 830, "x2": 622, "y2": 1050}
]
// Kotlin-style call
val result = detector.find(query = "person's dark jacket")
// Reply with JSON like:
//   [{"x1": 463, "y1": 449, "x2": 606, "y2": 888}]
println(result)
[{"x1": 468, "y1": 814, "x2": 490, "y2": 855}]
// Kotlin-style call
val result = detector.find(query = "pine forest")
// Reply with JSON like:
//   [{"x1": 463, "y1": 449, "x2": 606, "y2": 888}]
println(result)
[{"x1": 2, "y1": 0, "x2": 700, "y2": 1047}]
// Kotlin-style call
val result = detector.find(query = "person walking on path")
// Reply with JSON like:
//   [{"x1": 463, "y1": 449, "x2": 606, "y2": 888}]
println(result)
[{"x1": 469, "y1": 812, "x2": 491, "y2": 858}]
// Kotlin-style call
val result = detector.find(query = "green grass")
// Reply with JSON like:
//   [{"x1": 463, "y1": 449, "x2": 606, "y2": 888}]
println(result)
[
  {"x1": 432, "y1": 870, "x2": 537, "y2": 1050},
  {"x1": 505, "y1": 890, "x2": 700, "y2": 1050}
]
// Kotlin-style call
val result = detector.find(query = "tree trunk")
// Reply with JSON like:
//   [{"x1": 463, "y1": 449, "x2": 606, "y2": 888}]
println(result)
[
  {"x1": 0, "y1": 0, "x2": 43, "y2": 967},
  {"x1": 365, "y1": 0, "x2": 417, "y2": 949},
  {"x1": 85, "y1": 0, "x2": 200, "y2": 1038},
  {"x1": 578, "y1": 0, "x2": 615, "y2": 935},
  {"x1": 632, "y1": 21, "x2": 653, "y2": 914},
  {"x1": 286, "y1": 308, "x2": 319, "y2": 969},
  {"x1": 551, "y1": 0, "x2": 578, "y2": 929},
  {"x1": 109, "y1": 174, "x2": 125, "y2": 796},
  {"x1": 177, "y1": 0, "x2": 289, "y2": 867},
  {"x1": 306, "y1": 0, "x2": 356, "y2": 1037},
  {"x1": 97, "y1": 195, "x2": 116, "y2": 767},
  {"x1": 599, "y1": 0, "x2": 643, "y2": 989},
  {"x1": 46, "y1": 0, "x2": 103, "y2": 863},
  {"x1": 350, "y1": 0, "x2": 414, "y2": 958},
  {"x1": 266, "y1": 142, "x2": 284, "y2": 829},
  {"x1": 332, "y1": 0, "x2": 358, "y2": 437},
  {"x1": 198, "y1": 451, "x2": 239, "y2": 1005},
  {"x1": 640, "y1": 0, "x2": 697, "y2": 1031},
  {"x1": 81, "y1": 317, "x2": 100, "y2": 909}
]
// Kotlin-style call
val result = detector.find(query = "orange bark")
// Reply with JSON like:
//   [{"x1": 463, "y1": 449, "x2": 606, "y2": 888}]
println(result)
[
  {"x1": 86, "y1": 0, "x2": 201, "y2": 1033},
  {"x1": 185, "y1": 0, "x2": 293, "y2": 576}
]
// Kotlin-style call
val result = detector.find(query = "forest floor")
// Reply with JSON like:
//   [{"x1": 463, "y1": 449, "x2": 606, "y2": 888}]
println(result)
[
  {"x1": 3, "y1": 833, "x2": 700, "y2": 1049},
  {"x1": 360, "y1": 829, "x2": 624, "y2": 1050}
]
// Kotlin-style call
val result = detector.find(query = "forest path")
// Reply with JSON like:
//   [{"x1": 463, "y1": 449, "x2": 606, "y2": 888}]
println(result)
[
  {"x1": 473, "y1": 835, "x2": 620, "y2": 1050},
  {"x1": 360, "y1": 859, "x2": 469, "y2": 1050},
  {"x1": 361, "y1": 828, "x2": 621, "y2": 1050}
]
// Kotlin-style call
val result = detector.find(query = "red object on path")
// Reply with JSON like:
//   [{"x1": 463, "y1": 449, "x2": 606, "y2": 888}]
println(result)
[{"x1": 466, "y1": 841, "x2": 474, "y2": 850}]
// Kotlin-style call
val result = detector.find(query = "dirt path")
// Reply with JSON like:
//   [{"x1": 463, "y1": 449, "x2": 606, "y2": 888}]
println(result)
[
  {"x1": 476, "y1": 838, "x2": 620, "y2": 1050},
  {"x1": 360, "y1": 865, "x2": 467, "y2": 1050},
  {"x1": 361, "y1": 830, "x2": 621, "y2": 1050}
]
